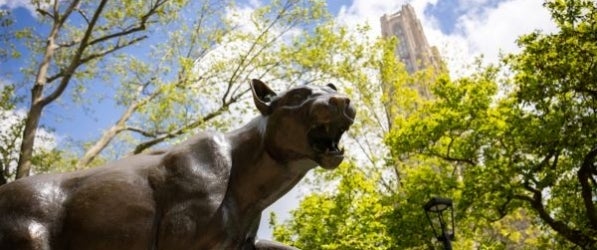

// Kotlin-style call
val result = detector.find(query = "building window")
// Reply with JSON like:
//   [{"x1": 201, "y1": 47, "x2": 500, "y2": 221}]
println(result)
[
  {"x1": 398, "y1": 43, "x2": 408, "y2": 57},
  {"x1": 393, "y1": 24, "x2": 403, "y2": 37}
]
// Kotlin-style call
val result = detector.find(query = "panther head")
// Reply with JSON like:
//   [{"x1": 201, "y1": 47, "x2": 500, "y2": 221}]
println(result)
[{"x1": 251, "y1": 79, "x2": 356, "y2": 169}]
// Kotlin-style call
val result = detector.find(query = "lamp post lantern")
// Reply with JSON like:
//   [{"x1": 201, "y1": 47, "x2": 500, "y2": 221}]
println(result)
[{"x1": 423, "y1": 197, "x2": 455, "y2": 250}]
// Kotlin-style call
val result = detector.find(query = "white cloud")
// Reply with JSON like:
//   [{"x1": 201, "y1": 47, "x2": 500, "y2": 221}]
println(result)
[
  {"x1": 456, "y1": 0, "x2": 556, "y2": 64},
  {"x1": 0, "y1": 0, "x2": 36, "y2": 14},
  {"x1": 0, "y1": 80, "x2": 58, "y2": 178},
  {"x1": 0, "y1": 109, "x2": 58, "y2": 177}
]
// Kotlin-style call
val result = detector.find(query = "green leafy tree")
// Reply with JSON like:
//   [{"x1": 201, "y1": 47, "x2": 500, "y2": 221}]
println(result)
[
  {"x1": 0, "y1": 9, "x2": 15, "y2": 61},
  {"x1": 502, "y1": 0, "x2": 597, "y2": 246},
  {"x1": 272, "y1": 163, "x2": 395, "y2": 250},
  {"x1": 0, "y1": 84, "x2": 70, "y2": 184},
  {"x1": 275, "y1": 0, "x2": 595, "y2": 248},
  {"x1": 388, "y1": 66, "x2": 548, "y2": 249},
  {"x1": 387, "y1": 0, "x2": 597, "y2": 248},
  {"x1": 270, "y1": 12, "x2": 558, "y2": 250},
  {"x1": 74, "y1": 0, "x2": 334, "y2": 168},
  {"x1": 270, "y1": 26, "x2": 443, "y2": 249},
  {"x1": 13, "y1": 0, "x2": 187, "y2": 178}
]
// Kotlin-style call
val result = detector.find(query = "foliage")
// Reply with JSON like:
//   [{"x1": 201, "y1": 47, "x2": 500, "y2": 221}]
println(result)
[
  {"x1": 502, "y1": 0, "x2": 597, "y2": 247},
  {"x1": 273, "y1": 1, "x2": 596, "y2": 249},
  {"x1": 7, "y1": 0, "x2": 189, "y2": 178},
  {"x1": 0, "y1": 84, "x2": 68, "y2": 184},
  {"x1": 0, "y1": 9, "x2": 16, "y2": 61},
  {"x1": 386, "y1": 0, "x2": 597, "y2": 248},
  {"x1": 271, "y1": 163, "x2": 395, "y2": 250},
  {"x1": 75, "y1": 0, "x2": 336, "y2": 168},
  {"x1": 1, "y1": 0, "x2": 346, "y2": 173},
  {"x1": 1, "y1": 0, "x2": 595, "y2": 249},
  {"x1": 271, "y1": 26, "x2": 444, "y2": 249}
]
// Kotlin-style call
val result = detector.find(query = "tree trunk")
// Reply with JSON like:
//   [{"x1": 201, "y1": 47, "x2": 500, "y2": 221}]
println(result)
[
  {"x1": 15, "y1": 94, "x2": 45, "y2": 179},
  {"x1": 15, "y1": 21, "x2": 60, "y2": 179},
  {"x1": 76, "y1": 126, "x2": 121, "y2": 169}
]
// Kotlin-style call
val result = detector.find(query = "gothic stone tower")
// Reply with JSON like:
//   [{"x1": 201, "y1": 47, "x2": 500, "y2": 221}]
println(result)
[{"x1": 380, "y1": 4, "x2": 441, "y2": 74}]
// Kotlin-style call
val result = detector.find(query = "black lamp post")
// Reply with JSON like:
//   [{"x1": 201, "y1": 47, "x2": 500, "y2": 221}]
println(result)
[{"x1": 423, "y1": 197, "x2": 455, "y2": 250}]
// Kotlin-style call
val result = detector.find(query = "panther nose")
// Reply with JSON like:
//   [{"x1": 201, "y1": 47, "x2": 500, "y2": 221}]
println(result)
[
  {"x1": 329, "y1": 96, "x2": 350, "y2": 110},
  {"x1": 329, "y1": 96, "x2": 355, "y2": 121}
]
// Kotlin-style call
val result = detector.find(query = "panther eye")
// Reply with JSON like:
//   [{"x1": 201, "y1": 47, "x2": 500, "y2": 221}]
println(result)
[{"x1": 287, "y1": 89, "x2": 312, "y2": 105}]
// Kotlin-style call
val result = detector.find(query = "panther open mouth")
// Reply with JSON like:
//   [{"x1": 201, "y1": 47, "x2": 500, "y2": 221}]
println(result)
[{"x1": 307, "y1": 123, "x2": 346, "y2": 157}]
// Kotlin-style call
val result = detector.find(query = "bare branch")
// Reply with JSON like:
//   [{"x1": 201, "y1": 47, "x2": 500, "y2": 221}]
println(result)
[
  {"x1": 223, "y1": 0, "x2": 297, "y2": 102},
  {"x1": 76, "y1": 7, "x2": 90, "y2": 25},
  {"x1": 124, "y1": 126, "x2": 160, "y2": 138},
  {"x1": 80, "y1": 36, "x2": 147, "y2": 64},
  {"x1": 56, "y1": 0, "x2": 81, "y2": 26},
  {"x1": 131, "y1": 89, "x2": 249, "y2": 154},
  {"x1": 86, "y1": 0, "x2": 167, "y2": 47},
  {"x1": 45, "y1": 70, "x2": 65, "y2": 84},
  {"x1": 36, "y1": 8, "x2": 54, "y2": 19}
]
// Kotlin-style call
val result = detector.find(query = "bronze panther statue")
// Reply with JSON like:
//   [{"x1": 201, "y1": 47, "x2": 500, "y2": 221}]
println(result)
[{"x1": 0, "y1": 79, "x2": 355, "y2": 250}]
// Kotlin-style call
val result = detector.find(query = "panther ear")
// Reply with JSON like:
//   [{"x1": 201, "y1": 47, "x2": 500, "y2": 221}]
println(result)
[
  {"x1": 250, "y1": 79, "x2": 277, "y2": 115},
  {"x1": 326, "y1": 83, "x2": 337, "y2": 91}
]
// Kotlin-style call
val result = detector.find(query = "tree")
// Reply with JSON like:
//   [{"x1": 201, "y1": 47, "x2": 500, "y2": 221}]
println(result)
[
  {"x1": 74, "y1": 0, "x2": 333, "y2": 168},
  {"x1": 502, "y1": 0, "x2": 597, "y2": 246},
  {"x1": 270, "y1": 17, "x2": 554, "y2": 250},
  {"x1": 0, "y1": 0, "x2": 363, "y2": 179},
  {"x1": 387, "y1": 66, "x2": 549, "y2": 249},
  {"x1": 274, "y1": 0, "x2": 596, "y2": 248},
  {"x1": 0, "y1": 84, "x2": 23, "y2": 185},
  {"x1": 14, "y1": 0, "x2": 186, "y2": 178},
  {"x1": 269, "y1": 25, "x2": 450, "y2": 249},
  {"x1": 0, "y1": 9, "x2": 15, "y2": 62},
  {"x1": 271, "y1": 163, "x2": 395, "y2": 250},
  {"x1": 387, "y1": 0, "x2": 597, "y2": 248},
  {"x1": 272, "y1": 62, "x2": 546, "y2": 249},
  {"x1": 0, "y1": 84, "x2": 68, "y2": 184}
]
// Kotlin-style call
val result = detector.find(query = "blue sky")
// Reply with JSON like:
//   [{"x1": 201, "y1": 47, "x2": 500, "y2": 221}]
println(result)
[
  {"x1": 2, "y1": 0, "x2": 556, "y2": 139},
  {"x1": 0, "y1": 0, "x2": 459, "y2": 146},
  {"x1": 1, "y1": 0, "x2": 556, "y2": 239},
  {"x1": 1, "y1": 0, "x2": 392, "y2": 142}
]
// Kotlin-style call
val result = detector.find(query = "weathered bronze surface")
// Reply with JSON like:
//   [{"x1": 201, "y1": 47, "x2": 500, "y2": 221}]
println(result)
[{"x1": 0, "y1": 79, "x2": 355, "y2": 250}]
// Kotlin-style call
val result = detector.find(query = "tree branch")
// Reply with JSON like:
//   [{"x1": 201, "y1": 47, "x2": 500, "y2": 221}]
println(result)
[
  {"x1": 223, "y1": 0, "x2": 296, "y2": 103},
  {"x1": 45, "y1": 70, "x2": 65, "y2": 84},
  {"x1": 427, "y1": 150, "x2": 477, "y2": 166},
  {"x1": 56, "y1": 0, "x2": 81, "y2": 27},
  {"x1": 56, "y1": 39, "x2": 81, "y2": 48},
  {"x1": 76, "y1": 7, "x2": 91, "y2": 25},
  {"x1": 86, "y1": 0, "x2": 167, "y2": 47},
  {"x1": 79, "y1": 36, "x2": 147, "y2": 64},
  {"x1": 131, "y1": 91, "x2": 247, "y2": 154},
  {"x1": 513, "y1": 186, "x2": 596, "y2": 248},
  {"x1": 36, "y1": 8, "x2": 54, "y2": 19},
  {"x1": 39, "y1": 0, "x2": 108, "y2": 108},
  {"x1": 578, "y1": 146, "x2": 597, "y2": 230},
  {"x1": 124, "y1": 126, "x2": 160, "y2": 138}
]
